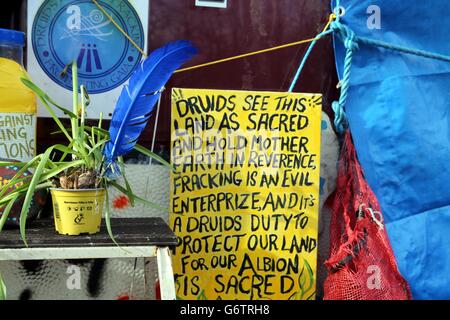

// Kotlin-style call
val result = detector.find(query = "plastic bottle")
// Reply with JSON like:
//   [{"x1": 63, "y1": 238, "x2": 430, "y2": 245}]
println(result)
[{"x1": 0, "y1": 28, "x2": 36, "y2": 162}]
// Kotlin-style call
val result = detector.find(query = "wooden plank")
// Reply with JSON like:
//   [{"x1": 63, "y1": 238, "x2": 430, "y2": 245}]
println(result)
[
  {"x1": 0, "y1": 218, "x2": 177, "y2": 248},
  {"x1": 157, "y1": 247, "x2": 177, "y2": 300},
  {"x1": 0, "y1": 246, "x2": 157, "y2": 261}
]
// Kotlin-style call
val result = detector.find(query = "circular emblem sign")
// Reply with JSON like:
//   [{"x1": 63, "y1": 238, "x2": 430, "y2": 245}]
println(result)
[{"x1": 32, "y1": 0, "x2": 144, "y2": 94}]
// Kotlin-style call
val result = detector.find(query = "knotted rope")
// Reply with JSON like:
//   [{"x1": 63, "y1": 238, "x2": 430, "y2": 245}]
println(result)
[{"x1": 289, "y1": 0, "x2": 450, "y2": 134}]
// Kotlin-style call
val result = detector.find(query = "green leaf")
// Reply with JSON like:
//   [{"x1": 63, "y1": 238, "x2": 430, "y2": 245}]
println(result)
[
  {"x1": 288, "y1": 291, "x2": 301, "y2": 300},
  {"x1": 0, "y1": 176, "x2": 32, "y2": 198},
  {"x1": 298, "y1": 265, "x2": 306, "y2": 291},
  {"x1": 59, "y1": 140, "x2": 75, "y2": 162},
  {"x1": 79, "y1": 85, "x2": 88, "y2": 144},
  {"x1": 71, "y1": 62, "x2": 79, "y2": 142},
  {"x1": 40, "y1": 159, "x2": 85, "y2": 182},
  {"x1": 134, "y1": 144, "x2": 172, "y2": 170},
  {"x1": 0, "y1": 159, "x2": 67, "y2": 207},
  {"x1": 0, "y1": 272, "x2": 6, "y2": 300},
  {"x1": 289, "y1": 270, "x2": 316, "y2": 300},
  {"x1": 19, "y1": 147, "x2": 55, "y2": 246},
  {"x1": 196, "y1": 289, "x2": 208, "y2": 300},
  {"x1": 21, "y1": 79, "x2": 73, "y2": 142},
  {"x1": 4, "y1": 182, "x2": 51, "y2": 203},
  {"x1": 53, "y1": 144, "x2": 82, "y2": 159},
  {"x1": 104, "y1": 188, "x2": 120, "y2": 247},
  {"x1": 82, "y1": 85, "x2": 90, "y2": 107},
  {"x1": 0, "y1": 194, "x2": 19, "y2": 233},
  {"x1": 0, "y1": 154, "x2": 42, "y2": 199},
  {"x1": 297, "y1": 259, "x2": 315, "y2": 299},
  {"x1": 302, "y1": 259, "x2": 315, "y2": 294},
  {"x1": 118, "y1": 158, "x2": 135, "y2": 207},
  {"x1": 88, "y1": 125, "x2": 109, "y2": 137},
  {"x1": 0, "y1": 191, "x2": 27, "y2": 207},
  {"x1": 74, "y1": 146, "x2": 90, "y2": 168},
  {"x1": 20, "y1": 78, "x2": 77, "y2": 119},
  {"x1": 0, "y1": 161, "x2": 29, "y2": 167},
  {"x1": 87, "y1": 138, "x2": 109, "y2": 156}
]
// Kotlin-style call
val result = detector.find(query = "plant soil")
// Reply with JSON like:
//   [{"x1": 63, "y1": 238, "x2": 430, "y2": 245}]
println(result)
[{"x1": 56, "y1": 168, "x2": 100, "y2": 189}]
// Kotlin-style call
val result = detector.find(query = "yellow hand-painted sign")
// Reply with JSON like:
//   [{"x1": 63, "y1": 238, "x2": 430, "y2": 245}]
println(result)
[{"x1": 170, "y1": 88, "x2": 322, "y2": 300}]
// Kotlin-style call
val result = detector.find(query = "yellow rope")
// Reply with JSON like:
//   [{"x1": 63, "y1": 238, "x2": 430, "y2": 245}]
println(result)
[
  {"x1": 92, "y1": 0, "x2": 147, "y2": 57},
  {"x1": 91, "y1": 1, "x2": 335, "y2": 74},
  {"x1": 175, "y1": 13, "x2": 336, "y2": 73}
]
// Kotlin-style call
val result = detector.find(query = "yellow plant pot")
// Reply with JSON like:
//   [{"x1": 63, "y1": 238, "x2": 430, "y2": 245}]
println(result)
[{"x1": 50, "y1": 188, "x2": 105, "y2": 236}]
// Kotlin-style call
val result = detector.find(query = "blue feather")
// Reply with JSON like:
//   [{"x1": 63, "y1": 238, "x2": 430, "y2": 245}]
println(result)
[{"x1": 103, "y1": 40, "x2": 197, "y2": 177}]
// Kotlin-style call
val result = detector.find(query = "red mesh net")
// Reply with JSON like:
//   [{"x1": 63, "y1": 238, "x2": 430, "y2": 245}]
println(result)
[{"x1": 323, "y1": 131, "x2": 412, "y2": 300}]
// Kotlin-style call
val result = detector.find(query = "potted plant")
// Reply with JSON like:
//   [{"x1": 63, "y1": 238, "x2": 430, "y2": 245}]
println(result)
[{"x1": 0, "y1": 40, "x2": 197, "y2": 242}]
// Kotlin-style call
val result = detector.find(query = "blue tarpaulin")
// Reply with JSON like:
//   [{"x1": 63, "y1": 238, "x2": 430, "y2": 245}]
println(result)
[{"x1": 331, "y1": 0, "x2": 450, "y2": 299}]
